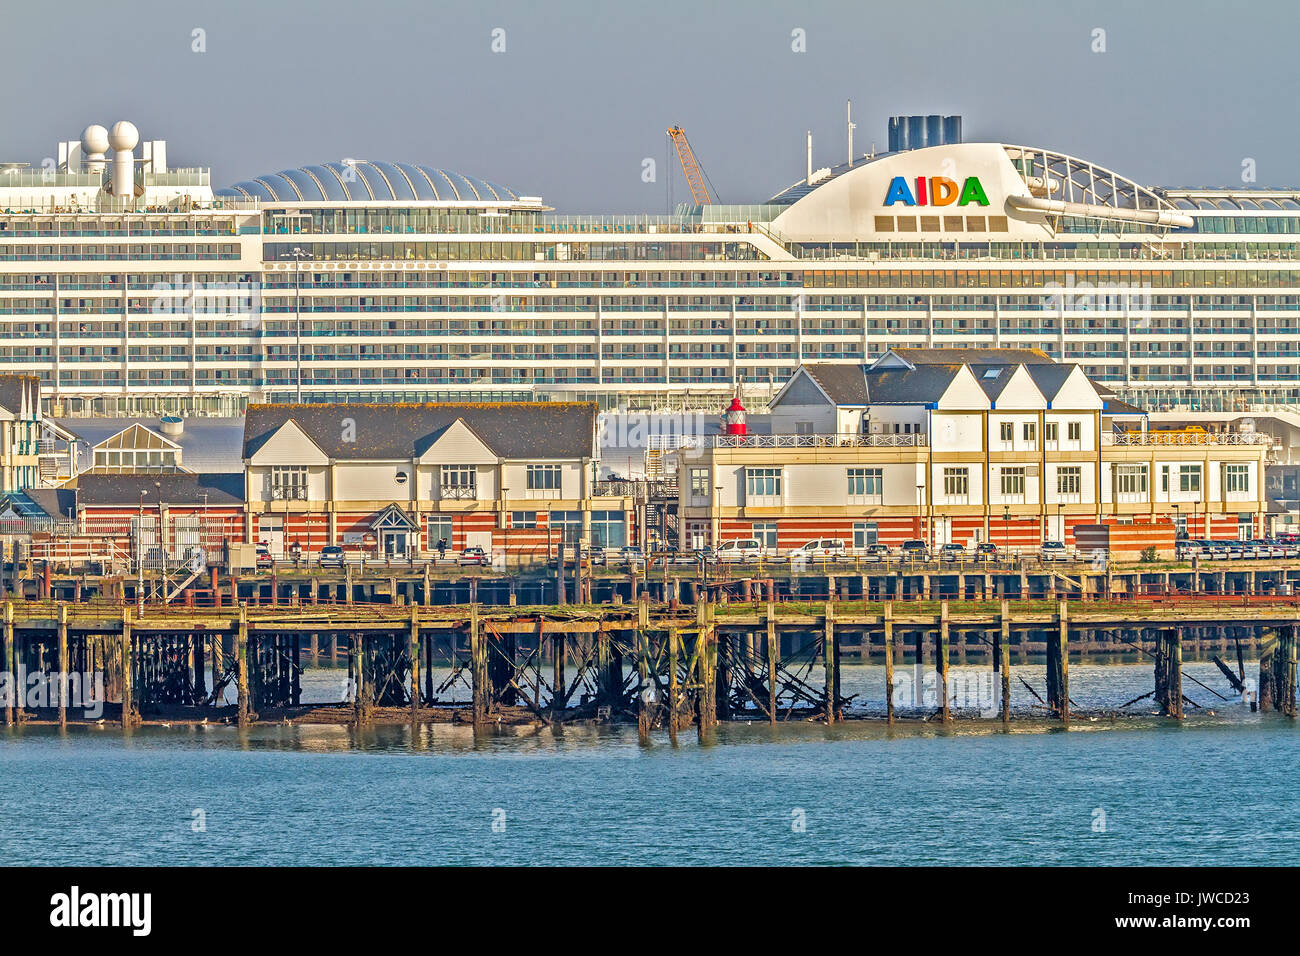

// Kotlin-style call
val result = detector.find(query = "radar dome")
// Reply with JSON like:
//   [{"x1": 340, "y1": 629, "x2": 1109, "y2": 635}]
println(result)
[
  {"x1": 108, "y1": 121, "x2": 139, "y2": 151},
  {"x1": 81, "y1": 124, "x2": 109, "y2": 155}
]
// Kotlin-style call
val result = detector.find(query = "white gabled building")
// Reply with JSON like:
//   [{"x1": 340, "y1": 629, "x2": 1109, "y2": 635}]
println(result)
[
  {"x1": 676, "y1": 347, "x2": 1268, "y2": 551},
  {"x1": 241, "y1": 402, "x2": 634, "y2": 559}
]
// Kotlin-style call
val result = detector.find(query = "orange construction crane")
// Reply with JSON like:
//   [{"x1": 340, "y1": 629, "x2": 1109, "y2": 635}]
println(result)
[{"x1": 667, "y1": 126, "x2": 713, "y2": 205}]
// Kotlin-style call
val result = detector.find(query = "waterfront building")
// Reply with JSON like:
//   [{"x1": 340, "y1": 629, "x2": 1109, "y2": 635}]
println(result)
[
  {"x1": 1, "y1": 117, "x2": 1299, "y2": 419},
  {"x1": 241, "y1": 401, "x2": 632, "y2": 558},
  {"x1": 674, "y1": 347, "x2": 1269, "y2": 550}
]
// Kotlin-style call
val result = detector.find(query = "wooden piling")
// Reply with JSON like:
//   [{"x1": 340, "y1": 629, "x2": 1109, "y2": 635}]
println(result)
[
  {"x1": 1155, "y1": 628, "x2": 1183, "y2": 719},
  {"x1": 882, "y1": 601, "x2": 895, "y2": 723},
  {"x1": 998, "y1": 599, "x2": 1011, "y2": 722},
  {"x1": 765, "y1": 601, "x2": 778, "y2": 724},
  {"x1": 470, "y1": 602, "x2": 487, "y2": 727},
  {"x1": 4, "y1": 601, "x2": 13, "y2": 725},
  {"x1": 668, "y1": 625, "x2": 680, "y2": 745},
  {"x1": 120, "y1": 610, "x2": 134, "y2": 729},
  {"x1": 409, "y1": 607, "x2": 420, "y2": 722},
  {"x1": 937, "y1": 600, "x2": 950, "y2": 721},
  {"x1": 696, "y1": 600, "x2": 716, "y2": 740},
  {"x1": 1045, "y1": 599, "x2": 1070, "y2": 722},
  {"x1": 236, "y1": 606, "x2": 250, "y2": 727},
  {"x1": 57, "y1": 603, "x2": 67, "y2": 727},
  {"x1": 823, "y1": 599, "x2": 838, "y2": 724},
  {"x1": 636, "y1": 599, "x2": 650, "y2": 743}
]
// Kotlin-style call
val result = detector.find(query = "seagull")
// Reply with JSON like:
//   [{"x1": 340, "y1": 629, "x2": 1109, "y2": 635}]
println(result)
[
  {"x1": 160, "y1": 722, "x2": 171, "y2": 728},
  {"x1": 94, "y1": 718, "x2": 105, "y2": 726}
]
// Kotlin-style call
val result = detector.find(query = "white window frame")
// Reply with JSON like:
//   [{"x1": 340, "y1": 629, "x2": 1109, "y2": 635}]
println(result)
[
  {"x1": 1000, "y1": 466, "x2": 1026, "y2": 501},
  {"x1": 745, "y1": 467, "x2": 783, "y2": 504},
  {"x1": 942, "y1": 467, "x2": 969, "y2": 503},
  {"x1": 270, "y1": 466, "x2": 308, "y2": 501},
  {"x1": 526, "y1": 464, "x2": 563, "y2": 494},
  {"x1": 847, "y1": 467, "x2": 883, "y2": 504}
]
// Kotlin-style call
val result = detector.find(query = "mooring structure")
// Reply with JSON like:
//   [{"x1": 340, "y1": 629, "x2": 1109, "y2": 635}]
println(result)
[{"x1": 1, "y1": 594, "x2": 1295, "y2": 736}]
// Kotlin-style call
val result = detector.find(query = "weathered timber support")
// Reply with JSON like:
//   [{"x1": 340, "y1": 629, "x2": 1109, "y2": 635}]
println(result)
[
  {"x1": 409, "y1": 607, "x2": 421, "y2": 721},
  {"x1": 998, "y1": 599, "x2": 1011, "y2": 722},
  {"x1": 1154, "y1": 627, "x2": 1183, "y2": 718},
  {"x1": 470, "y1": 603, "x2": 488, "y2": 727},
  {"x1": 765, "y1": 602, "x2": 778, "y2": 724},
  {"x1": 57, "y1": 603, "x2": 68, "y2": 727},
  {"x1": 3, "y1": 602, "x2": 13, "y2": 726},
  {"x1": 1259, "y1": 625, "x2": 1297, "y2": 717},
  {"x1": 883, "y1": 601, "x2": 894, "y2": 724},
  {"x1": 121, "y1": 610, "x2": 135, "y2": 729},
  {"x1": 236, "y1": 606, "x2": 251, "y2": 727},
  {"x1": 695, "y1": 600, "x2": 716, "y2": 740},
  {"x1": 636, "y1": 600, "x2": 651, "y2": 743},
  {"x1": 937, "y1": 600, "x2": 950, "y2": 721},
  {"x1": 823, "y1": 600, "x2": 839, "y2": 723},
  {"x1": 1045, "y1": 599, "x2": 1070, "y2": 721},
  {"x1": 668, "y1": 625, "x2": 680, "y2": 745}
]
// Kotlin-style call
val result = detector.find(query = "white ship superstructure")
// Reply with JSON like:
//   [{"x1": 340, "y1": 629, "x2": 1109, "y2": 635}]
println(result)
[{"x1": 1, "y1": 116, "x2": 1298, "y2": 416}]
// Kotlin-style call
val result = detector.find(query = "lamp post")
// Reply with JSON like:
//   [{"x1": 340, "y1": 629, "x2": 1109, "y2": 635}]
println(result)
[
  {"x1": 916, "y1": 483, "x2": 924, "y2": 542},
  {"x1": 1172, "y1": 503, "x2": 1181, "y2": 540},
  {"x1": 1003, "y1": 505, "x2": 1011, "y2": 552}
]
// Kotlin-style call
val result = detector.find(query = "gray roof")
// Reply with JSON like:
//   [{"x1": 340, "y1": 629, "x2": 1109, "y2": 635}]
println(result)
[
  {"x1": 0, "y1": 375, "x2": 37, "y2": 416},
  {"x1": 888, "y1": 347, "x2": 1055, "y2": 367},
  {"x1": 57, "y1": 417, "x2": 246, "y2": 473},
  {"x1": 1023, "y1": 363, "x2": 1077, "y2": 401},
  {"x1": 800, "y1": 364, "x2": 869, "y2": 405},
  {"x1": 863, "y1": 365, "x2": 964, "y2": 404},
  {"x1": 9, "y1": 488, "x2": 74, "y2": 519},
  {"x1": 243, "y1": 402, "x2": 598, "y2": 461},
  {"x1": 76, "y1": 473, "x2": 244, "y2": 507},
  {"x1": 969, "y1": 363, "x2": 1020, "y2": 399}
]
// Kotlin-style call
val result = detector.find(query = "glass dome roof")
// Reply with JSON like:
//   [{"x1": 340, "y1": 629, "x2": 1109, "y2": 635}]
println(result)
[{"x1": 215, "y1": 161, "x2": 519, "y2": 203}]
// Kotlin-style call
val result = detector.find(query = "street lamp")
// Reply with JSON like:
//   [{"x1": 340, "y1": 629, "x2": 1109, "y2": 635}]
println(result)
[
  {"x1": 1172, "y1": 503, "x2": 1181, "y2": 539},
  {"x1": 1003, "y1": 505, "x2": 1011, "y2": 551},
  {"x1": 916, "y1": 483, "x2": 924, "y2": 541}
]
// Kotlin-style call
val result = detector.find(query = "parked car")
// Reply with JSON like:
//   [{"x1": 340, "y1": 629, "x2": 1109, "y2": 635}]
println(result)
[
  {"x1": 859, "y1": 543, "x2": 890, "y2": 563},
  {"x1": 1040, "y1": 540, "x2": 1069, "y2": 562},
  {"x1": 459, "y1": 546, "x2": 489, "y2": 566},
  {"x1": 715, "y1": 538, "x2": 764, "y2": 561},
  {"x1": 256, "y1": 544, "x2": 273, "y2": 570},
  {"x1": 938, "y1": 543, "x2": 966, "y2": 563},
  {"x1": 1174, "y1": 539, "x2": 1200, "y2": 561},
  {"x1": 975, "y1": 542, "x2": 999, "y2": 561},
  {"x1": 318, "y1": 545, "x2": 345, "y2": 569},
  {"x1": 587, "y1": 545, "x2": 607, "y2": 566},
  {"x1": 617, "y1": 546, "x2": 645, "y2": 566},
  {"x1": 899, "y1": 540, "x2": 929, "y2": 560},
  {"x1": 793, "y1": 538, "x2": 848, "y2": 559}
]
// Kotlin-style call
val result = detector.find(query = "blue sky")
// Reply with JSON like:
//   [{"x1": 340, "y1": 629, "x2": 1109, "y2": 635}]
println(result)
[{"x1": 4, "y1": 0, "x2": 1295, "y2": 212}]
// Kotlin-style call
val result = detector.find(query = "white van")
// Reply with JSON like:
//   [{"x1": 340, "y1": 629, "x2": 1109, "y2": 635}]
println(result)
[
  {"x1": 794, "y1": 539, "x2": 847, "y2": 558},
  {"x1": 715, "y1": 538, "x2": 764, "y2": 561}
]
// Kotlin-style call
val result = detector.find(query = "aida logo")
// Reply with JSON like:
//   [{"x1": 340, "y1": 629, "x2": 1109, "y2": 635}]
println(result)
[{"x1": 884, "y1": 176, "x2": 989, "y2": 207}]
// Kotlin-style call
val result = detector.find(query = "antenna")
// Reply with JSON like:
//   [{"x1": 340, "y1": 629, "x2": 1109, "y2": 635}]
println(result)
[
  {"x1": 847, "y1": 100, "x2": 856, "y2": 169},
  {"x1": 805, "y1": 130, "x2": 813, "y2": 185}
]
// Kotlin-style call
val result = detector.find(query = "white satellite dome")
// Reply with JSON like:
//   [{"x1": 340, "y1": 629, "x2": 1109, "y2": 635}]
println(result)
[
  {"x1": 108, "y1": 121, "x2": 139, "y2": 151},
  {"x1": 81, "y1": 124, "x2": 109, "y2": 155}
]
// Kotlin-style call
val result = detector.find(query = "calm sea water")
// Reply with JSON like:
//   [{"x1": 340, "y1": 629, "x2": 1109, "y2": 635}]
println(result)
[{"x1": 1, "y1": 662, "x2": 1295, "y2": 866}]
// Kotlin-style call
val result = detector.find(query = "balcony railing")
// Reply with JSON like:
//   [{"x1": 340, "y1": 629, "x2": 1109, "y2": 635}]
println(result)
[
  {"x1": 439, "y1": 485, "x2": 477, "y2": 500},
  {"x1": 1104, "y1": 431, "x2": 1270, "y2": 446},
  {"x1": 707, "y1": 433, "x2": 925, "y2": 448}
]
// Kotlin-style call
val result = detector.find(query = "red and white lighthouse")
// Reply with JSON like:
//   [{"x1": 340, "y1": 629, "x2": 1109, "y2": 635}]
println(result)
[{"x1": 723, "y1": 394, "x2": 748, "y2": 436}]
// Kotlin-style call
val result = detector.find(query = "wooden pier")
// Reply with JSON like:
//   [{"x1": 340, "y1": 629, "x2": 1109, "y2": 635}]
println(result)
[{"x1": 1, "y1": 593, "x2": 1295, "y2": 734}]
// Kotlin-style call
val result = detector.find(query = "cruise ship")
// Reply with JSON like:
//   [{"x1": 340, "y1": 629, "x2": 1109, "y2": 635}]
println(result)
[{"x1": 2, "y1": 115, "x2": 1298, "y2": 418}]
